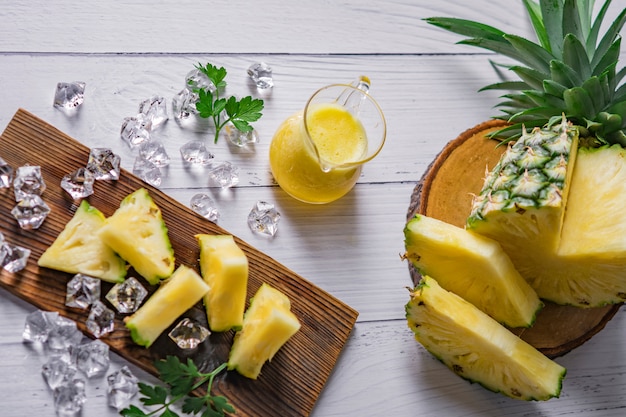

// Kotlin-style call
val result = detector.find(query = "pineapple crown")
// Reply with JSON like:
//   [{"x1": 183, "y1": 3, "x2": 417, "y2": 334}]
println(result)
[{"x1": 425, "y1": 0, "x2": 626, "y2": 145}]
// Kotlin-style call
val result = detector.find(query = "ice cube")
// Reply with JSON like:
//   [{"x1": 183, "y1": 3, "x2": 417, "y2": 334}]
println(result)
[
  {"x1": 248, "y1": 201, "x2": 280, "y2": 237},
  {"x1": 53, "y1": 81, "x2": 86, "y2": 110}
]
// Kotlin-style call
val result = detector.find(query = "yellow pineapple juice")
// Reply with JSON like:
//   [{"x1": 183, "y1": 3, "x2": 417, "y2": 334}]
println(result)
[{"x1": 269, "y1": 102, "x2": 368, "y2": 204}]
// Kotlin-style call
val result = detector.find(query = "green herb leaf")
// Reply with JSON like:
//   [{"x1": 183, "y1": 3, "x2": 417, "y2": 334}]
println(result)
[
  {"x1": 120, "y1": 405, "x2": 149, "y2": 417},
  {"x1": 192, "y1": 62, "x2": 265, "y2": 143},
  {"x1": 120, "y1": 357, "x2": 234, "y2": 417}
]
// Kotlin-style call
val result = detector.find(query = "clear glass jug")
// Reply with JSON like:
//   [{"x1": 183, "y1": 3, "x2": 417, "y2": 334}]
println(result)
[{"x1": 269, "y1": 78, "x2": 386, "y2": 204}]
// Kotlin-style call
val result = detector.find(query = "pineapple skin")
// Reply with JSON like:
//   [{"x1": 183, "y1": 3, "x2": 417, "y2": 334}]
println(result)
[
  {"x1": 228, "y1": 283, "x2": 301, "y2": 380},
  {"x1": 468, "y1": 121, "x2": 626, "y2": 306},
  {"x1": 196, "y1": 234, "x2": 249, "y2": 332},
  {"x1": 404, "y1": 214, "x2": 541, "y2": 328},
  {"x1": 125, "y1": 265, "x2": 209, "y2": 347},
  {"x1": 98, "y1": 188, "x2": 175, "y2": 285},
  {"x1": 38, "y1": 200, "x2": 127, "y2": 283},
  {"x1": 406, "y1": 276, "x2": 566, "y2": 401}
]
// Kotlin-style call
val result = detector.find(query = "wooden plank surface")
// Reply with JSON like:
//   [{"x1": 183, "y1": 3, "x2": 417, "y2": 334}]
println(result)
[{"x1": 0, "y1": 108, "x2": 358, "y2": 417}]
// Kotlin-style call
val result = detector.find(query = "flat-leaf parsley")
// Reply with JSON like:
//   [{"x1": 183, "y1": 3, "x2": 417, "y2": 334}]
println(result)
[
  {"x1": 194, "y1": 62, "x2": 264, "y2": 143},
  {"x1": 120, "y1": 356, "x2": 235, "y2": 417}
]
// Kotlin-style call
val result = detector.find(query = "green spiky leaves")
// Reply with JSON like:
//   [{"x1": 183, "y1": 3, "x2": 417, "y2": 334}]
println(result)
[{"x1": 425, "y1": 0, "x2": 626, "y2": 145}]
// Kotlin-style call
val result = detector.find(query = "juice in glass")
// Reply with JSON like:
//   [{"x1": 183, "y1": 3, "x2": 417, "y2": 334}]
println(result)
[{"x1": 269, "y1": 82, "x2": 385, "y2": 204}]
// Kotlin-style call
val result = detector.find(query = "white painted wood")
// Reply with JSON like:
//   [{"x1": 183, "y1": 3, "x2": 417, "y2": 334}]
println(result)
[{"x1": 1, "y1": 0, "x2": 626, "y2": 416}]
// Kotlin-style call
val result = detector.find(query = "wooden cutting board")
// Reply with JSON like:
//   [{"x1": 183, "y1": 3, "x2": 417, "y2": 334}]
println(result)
[
  {"x1": 0, "y1": 108, "x2": 359, "y2": 417},
  {"x1": 407, "y1": 119, "x2": 621, "y2": 358}
]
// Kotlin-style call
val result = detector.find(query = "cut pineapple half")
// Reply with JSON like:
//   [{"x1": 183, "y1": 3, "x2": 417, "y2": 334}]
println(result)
[
  {"x1": 38, "y1": 200, "x2": 127, "y2": 283},
  {"x1": 406, "y1": 276, "x2": 566, "y2": 401},
  {"x1": 228, "y1": 283, "x2": 300, "y2": 380},
  {"x1": 196, "y1": 234, "x2": 249, "y2": 332},
  {"x1": 404, "y1": 214, "x2": 541, "y2": 328},
  {"x1": 98, "y1": 188, "x2": 174, "y2": 285},
  {"x1": 125, "y1": 264, "x2": 209, "y2": 347}
]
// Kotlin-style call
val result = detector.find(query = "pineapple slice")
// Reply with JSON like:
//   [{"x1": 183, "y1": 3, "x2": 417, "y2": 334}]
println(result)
[
  {"x1": 98, "y1": 188, "x2": 174, "y2": 285},
  {"x1": 195, "y1": 234, "x2": 249, "y2": 332},
  {"x1": 125, "y1": 265, "x2": 209, "y2": 347},
  {"x1": 38, "y1": 200, "x2": 126, "y2": 283},
  {"x1": 404, "y1": 214, "x2": 541, "y2": 328},
  {"x1": 228, "y1": 283, "x2": 301, "y2": 380},
  {"x1": 406, "y1": 276, "x2": 566, "y2": 401}
]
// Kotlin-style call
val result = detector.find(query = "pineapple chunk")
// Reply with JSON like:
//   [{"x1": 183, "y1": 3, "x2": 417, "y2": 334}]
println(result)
[
  {"x1": 38, "y1": 200, "x2": 127, "y2": 283},
  {"x1": 404, "y1": 214, "x2": 541, "y2": 328},
  {"x1": 406, "y1": 276, "x2": 566, "y2": 401},
  {"x1": 98, "y1": 188, "x2": 174, "y2": 285},
  {"x1": 196, "y1": 234, "x2": 249, "y2": 332},
  {"x1": 228, "y1": 283, "x2": 300, "y2": 379},
  {"x1": 125, "y1": 265, "x2": 209, "y2": 347}
]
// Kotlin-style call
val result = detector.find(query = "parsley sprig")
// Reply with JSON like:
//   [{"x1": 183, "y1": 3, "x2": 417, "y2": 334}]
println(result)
[
  {"x1": 194, "y1": 62, "x2": 264, "y2": 144},
  {"x1": 120, "y1": 356, "x2": 235, "y2": 417}
]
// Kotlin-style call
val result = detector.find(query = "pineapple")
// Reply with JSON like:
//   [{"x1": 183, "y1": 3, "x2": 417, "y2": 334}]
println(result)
[
  {"x1": 38, "y1": 200, "x2": 127, "y2": 283},
  {"x1": 427, "y1": 1, "x2": 626, "y2": 306},
  {"x1": 98, "y1": 188, "x2": 174, "y2": 285},
  {"x1": 406, "y1": 276, "x2": 566, "y2": 401},
  {"x1": 404, "y1": 214, "x2": 541, "y2": 328},
  {"x1": 228, "y1": 283, "x2": 301, "y2": 380},
  {"x1": 196, "y1": 234, "x2": 249, "y2": 332},
  {"x1": 125, "y1": 264, "x2": 209, "y2": 347}
]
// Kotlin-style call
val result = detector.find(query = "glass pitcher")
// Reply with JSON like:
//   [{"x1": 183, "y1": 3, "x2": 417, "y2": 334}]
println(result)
[{"x1": 269, "y1": 78, "x2": 386, "y2": 204}]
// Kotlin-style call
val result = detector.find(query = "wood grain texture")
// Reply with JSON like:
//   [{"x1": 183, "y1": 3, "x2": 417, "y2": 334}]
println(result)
[{"x1": 0, "y1": 108, "x2": 358, "y2": 417}]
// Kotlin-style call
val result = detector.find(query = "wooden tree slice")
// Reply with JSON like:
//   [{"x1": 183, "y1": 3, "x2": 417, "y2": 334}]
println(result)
[{"x1": 407, "y1": 120, "x2": 621, "y2": 358}]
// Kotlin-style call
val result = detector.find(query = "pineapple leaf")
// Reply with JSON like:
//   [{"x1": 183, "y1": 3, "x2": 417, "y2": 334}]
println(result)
[
  {"x1": 479, "y1": 81, "x2": 529, "y2": 92},
  {"x1": 550, "y1": 60, "x2": 583, "y2": 87},
  {"x1": 539, "y1": 0, "x2": 564, "y2": 58},
  {"x1": 562, "y1": 34, "x2": 592, "y2": 79},
  {"x1": 508, "y1": 106, "x2": 563, "y2": 122},
  {"x1": 458, "y1": 38, "x2": 526, "y2": 64},
  {"x1": 543, "y1": 79, "x2": 568, "y2": 97},
  {"x1": 592, "y1": 37, "x2": 622, "y2": 77},
  {"x1": 590, "y1": 6, "x2": 626, "y2": 68},
  {"x1": 581, "y1": 76, "x2": 605, "y2": 114},
  {"x1": 523, "y1": 0, "x2": 551, "y2": 51},
  {"x1": 423, "y1": 17, "x2": 507, "y2": 41},
  {"x1": 509, "y1": 65, "x2": 551, "y2": 90},
  {"x1": 562, "y1": 0, "x2": 586, "y2": 47},
  {"x1": 587, "y1": 0, "x2": 614, "y2": 53},
  {"x1": 564, "y1": 86, "x2": 596, "y2": 118},
  {"x1": 524, "y1": 89, "x2": 566, "y2": 108},
  {"x1": 503, "y1": 34, "x2": 554, "y2": 73}
]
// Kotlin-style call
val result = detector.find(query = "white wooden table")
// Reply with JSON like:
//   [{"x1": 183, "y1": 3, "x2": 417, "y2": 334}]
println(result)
[{"x1": 1, "y1": 1, "x2": 625, "y2": 416}]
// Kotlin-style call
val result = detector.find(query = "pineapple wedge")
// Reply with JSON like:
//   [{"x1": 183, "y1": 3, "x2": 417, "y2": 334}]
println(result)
[
  {"x1": 38, "y1": 200, "x2": 127, "y2": 283},
  {"x1": 406, "y1": 276, "x2": 566, "y2": 401},
  {"x1": 98, "y1": 188, "x2": 174, "y2": 285},
  {"x1": 404, "y1": 214, "x2": 541, "y2": 328},
  {"x1": 125, "y1": 265, "x2": 209, "y2": 347},
  {"x1": 228, "y1": 283, "x2": 300, "y2": 379},
  {"x1": 196, "y1": 234, "x2": 249, "y2": 332}
]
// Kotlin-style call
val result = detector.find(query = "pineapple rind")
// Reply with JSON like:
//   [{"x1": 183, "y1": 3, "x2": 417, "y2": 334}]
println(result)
[
  {"x1": 228, "y1": 283, "x2": 301, "y2": 380},
  {"x1": 404, "y1": 214, "x2": 542, "y2": 328},
  {"x1": 196, "y1": 234, "x2": 249, "y2": 332},
  {"x1": 124, "y1": 265, "x2": 209, "y2": 347},
  {"x1": 98, "y1": 188, "x2": 174, "y2": 285},
  {"x1": 37, "y1": 200, "x2": 127, "y2": 283},
  {"x1": 406, "y1": 276, "x2": 566, "y2": 401}
]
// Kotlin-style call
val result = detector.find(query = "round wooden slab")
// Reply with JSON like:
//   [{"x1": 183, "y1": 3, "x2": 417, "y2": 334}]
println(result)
[{"x1": 407, "y1": 120, "x2": 621, "y2": 358}]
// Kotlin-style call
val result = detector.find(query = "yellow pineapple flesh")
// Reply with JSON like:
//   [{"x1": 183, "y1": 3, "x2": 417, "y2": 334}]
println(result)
[
  {"x1": 404, "y1": 214, "x2": 541, "y2": 328},
  {"x1": 196, "y1": 234, "x2": 249, "y2": 332},
  {"x1": 406, "y1": 276, "x2": 566, "y2": 401},
  {"x1": 38, "y1": 200, "x2": 127, "y2": 283},
  {"x1": 125, "y1": 264, "x2": 209, "y2": 347},
  {"x1": 98, "y1": 188, "x2": 174, "y2": 285},
  {"x1": 228, "y1": 283, "x2": 300, "y2": 380}
]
